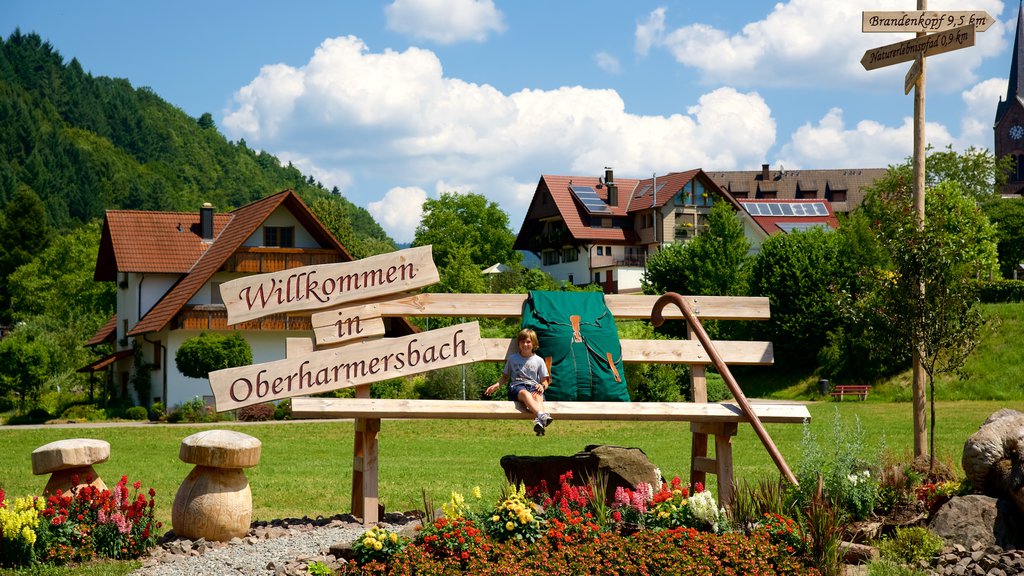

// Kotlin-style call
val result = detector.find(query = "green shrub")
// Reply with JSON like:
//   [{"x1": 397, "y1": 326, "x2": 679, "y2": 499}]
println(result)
[
  {"x1": 27, "y1": 408, "x2": 51, "y2": 423},
  {"x1": 626, "y1": 363, "x2": 685, "y2": 402},
  {"x1": 175, "y1": 332, "x2": 252, "y2": 379},
  {"x1": 60, "y1": 404, "x2": 107, "y2": 422},
  {"x1": 167, "y1": 396, "x2": 212, "y2": 423},
  {"x1": 416, "y1": 363, "x2": 499, "y2": 400},
  {"x1": 149, "y1": 402, "x2": 165, "y2": 421},
  {"x1": 274, "y1": 398, "x2": 291, "y2": 420},
  {"x1": 971, "y1": 278, "x2": 1024, "y2": 303},
  {"x1": 877, "y1": 526, "x2": 944, "y2": 565},
  {"x1": 867, "y1": 558, "x2": 929, "y2": 576},
  {"x1": 124, "y1": 406, "x2": 148, "y2": 421},
  {"x1": 237, "y1": 403, "x2": 274, "y2": 422}
]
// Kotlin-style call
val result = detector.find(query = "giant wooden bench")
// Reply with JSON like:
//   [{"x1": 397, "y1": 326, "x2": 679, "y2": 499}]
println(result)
[
  {"x1": 208, "y1": 247, "x2": 811, "y2": 525},
  {"x1": 286, "y1": 292, "x2": 811, "y2": 524}
]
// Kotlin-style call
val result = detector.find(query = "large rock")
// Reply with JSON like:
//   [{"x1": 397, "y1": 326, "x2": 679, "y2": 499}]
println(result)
[
  {"x1": 500, "y1": 444, "x2": 661, "y2": 501},
  {"x1": 962, "y1": 409, "x2": 1024, "y2": 515},
  {"x1": 928, "y1": 495, "x2": 1024, "y2": 550}
]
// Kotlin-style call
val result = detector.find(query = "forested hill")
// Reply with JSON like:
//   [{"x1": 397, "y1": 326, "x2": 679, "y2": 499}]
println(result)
[{"x1": 0, "y1": 30, "x2": 395, "y2": 252}]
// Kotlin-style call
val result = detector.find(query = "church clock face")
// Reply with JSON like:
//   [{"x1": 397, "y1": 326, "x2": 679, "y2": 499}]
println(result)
[{"x1": 1010, "y1": 125, "x2": 1024, "y2": 140}]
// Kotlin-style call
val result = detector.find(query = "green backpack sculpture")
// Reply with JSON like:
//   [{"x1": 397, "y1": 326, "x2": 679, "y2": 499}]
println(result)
[{"x1": 520, "y1": 290, "x2": 630, "y2": 402}]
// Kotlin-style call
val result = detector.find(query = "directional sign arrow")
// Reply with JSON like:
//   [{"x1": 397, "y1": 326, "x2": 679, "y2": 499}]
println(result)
[
  {"x1": 863, "y1": 10, "x2": 993, "y2": 33},
  {"x1": 861, "y1": 24, "x2": 974, "y2": 71},
  {"x1": 904, "y1": 54, "x2": 923, "y2": 95}
]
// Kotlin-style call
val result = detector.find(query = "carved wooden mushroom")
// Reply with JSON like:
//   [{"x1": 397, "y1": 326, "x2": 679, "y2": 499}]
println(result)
[
  {"x1": 31, "y1": 438, "x2": 110, "y2": 495},
  {"x1": 172, "y1": 430, "x2": 261, "y2": 542}
]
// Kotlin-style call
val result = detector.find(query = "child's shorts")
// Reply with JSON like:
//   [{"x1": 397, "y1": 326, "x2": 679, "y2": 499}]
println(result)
[{"x1": 508, "y1": 382, "x2": 541, "y2": 401}]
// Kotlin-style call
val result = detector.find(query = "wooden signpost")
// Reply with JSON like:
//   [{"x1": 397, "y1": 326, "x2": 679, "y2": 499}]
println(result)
[{"x1": 861, "y1": 3, "x2": 990, "y2": 457}]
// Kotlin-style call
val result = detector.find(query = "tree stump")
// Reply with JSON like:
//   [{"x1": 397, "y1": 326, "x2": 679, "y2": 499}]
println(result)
[
  {"x1": 171, "y1": 430, "x2": 261, "y2": 542},
  {"x1": 31, "y1": 438, "x2": 110, "y2": 495}
]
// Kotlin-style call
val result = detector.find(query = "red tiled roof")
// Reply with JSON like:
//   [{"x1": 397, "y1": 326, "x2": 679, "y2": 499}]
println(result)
[
  {"x1": 94, "y1": 212, "x2": 233, "y2": 281},
  {"x1": 625, "y1": 169, "x2": 702, "y2": 212},
  {"x1": 85, "y1": 315, "x2": 117, "y2": 347},
  {"x1": 77, "y1": 349, "x2": 133, "y2": 373},
  {"x1": 536, "y1": 174, "x2": 641, "y2": 243},
  {"x1": 129, "y1": 190, "x2": 352, "y2": 336}
]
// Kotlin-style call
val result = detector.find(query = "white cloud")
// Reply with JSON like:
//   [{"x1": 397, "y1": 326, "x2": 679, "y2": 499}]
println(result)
[
  {"x1": 385, "y1": 0, "x2": 505, "y2": 44},
  {"x1": 222, "y1": 36, "x2": 779, "y2": 240},
  {"x1": 595, "y1": 51, "x2": 621, "y2": 74},
  {"x1": 776, "y1": 107, "x2": 955, "y2": 168},
  {"x1": 637, "y1": 0, "x2": 1008, "y2": 92},
  {"x1": 959, "y1": 77, "x2": 1006, "y2": 148},
  {"x1": 367, "y1": 187, "x2": 428, "y2": 243}
]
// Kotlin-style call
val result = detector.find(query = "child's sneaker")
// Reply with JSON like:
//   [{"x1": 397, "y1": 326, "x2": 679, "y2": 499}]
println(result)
[
  {"x1": 540, "y1": 413, "x2": 553, "y2": 429},
  {"x1": 533, "y1": 418, "x2": 545, "y2": 436}
]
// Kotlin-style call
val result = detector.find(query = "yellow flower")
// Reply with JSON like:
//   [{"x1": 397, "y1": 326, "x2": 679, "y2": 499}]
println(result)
[
  {"x1": 389, "y1": 532, "x2": 398, "y2": 543},
  {"x1": 22, "y1": 525, "x2": 36, "y2": 545},
  {"x1": 492, "y1": 515, "x2": 500, "y2": 522},
  {"x1": 472, "y1": 486, "x2": 482, "y2": 499},
  {"x1": 373, "y1": 541, "x2": 382, "y2": 551},
  {"x1": 363, "y1": 537, "x2": 375, "y2": 547},
  {"x1": 505, "y1": 521, "x2": 515, "y2": 531}
]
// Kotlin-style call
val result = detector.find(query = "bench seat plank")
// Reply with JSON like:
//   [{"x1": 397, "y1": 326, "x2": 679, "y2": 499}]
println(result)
[{"x1": 291, "y1": 397, "x2": 810, "y2": 424}]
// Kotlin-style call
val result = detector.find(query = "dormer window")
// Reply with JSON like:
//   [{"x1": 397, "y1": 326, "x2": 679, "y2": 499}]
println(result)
[{"x1": 263, "y1": 226, "x2": 294, "y2": 247}]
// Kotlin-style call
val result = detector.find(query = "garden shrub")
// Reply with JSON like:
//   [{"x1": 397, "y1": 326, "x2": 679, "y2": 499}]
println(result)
[
  {"x1": 273, "y1": 398, "x2": 291, "y2": 420},
  {"x1": 971, "y1": 278, "x2": 1024, "y2": 303},
  {"x1": 149, "y1": 402, "x2": 165, "y2": 421},
  {"x1": 27, "y1": 408, "x2": 51, "y2": 423},
  {"x1": 167, "y1": 396, "x2": 213, "y2": 423},
  {"x1": 237, "y1": 403, "x2": 274, "y2": 422},
  {"x1": 877, "y1": 526, "x2": 943, "y2": 565},
  {"x1": 792, "y1": 409, "x2": 880, "y2": 520},
  {"x1": 353, "y1": 525, "x2": 409, "y2": 565},
  {"x1": 60, "y1": 404, "x2": 107, "y2": 422},
  {"x1": 124, "y1": 406, "x2": 148, "y2": 420}
]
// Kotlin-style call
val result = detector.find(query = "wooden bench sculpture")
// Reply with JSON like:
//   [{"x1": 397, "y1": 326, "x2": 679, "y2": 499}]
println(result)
[
  {"x1": 208, "y1": 246, "x2": 811, "y2": 525},
  {"x1": 830, "y1": 384, "x2": 872, "y2": 401}
]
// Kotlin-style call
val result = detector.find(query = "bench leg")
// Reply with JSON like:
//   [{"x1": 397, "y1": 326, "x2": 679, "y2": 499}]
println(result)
[
  {"x1": 690, "y1": 422, "x2": 737, "y2": 510},
  {"x1": 351, "y1": 417, "x2": 380, "y2": 525}
]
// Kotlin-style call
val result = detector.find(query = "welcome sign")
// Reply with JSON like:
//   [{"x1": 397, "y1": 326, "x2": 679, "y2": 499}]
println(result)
[
  {"x1": 220, "y1": 245, "x2": 439, "y2": 324},
  {"x1": 209, "y1": 322, "x2": 486, "y2": 410}
]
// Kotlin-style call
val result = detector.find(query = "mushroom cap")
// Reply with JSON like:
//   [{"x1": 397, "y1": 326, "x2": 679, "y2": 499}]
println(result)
[
  {"x1": 179, "y1": 430, "x2": 261, "y2": 468},
  {"x1": 31, "y1": 438, "x2": 111, "y2": 475}
]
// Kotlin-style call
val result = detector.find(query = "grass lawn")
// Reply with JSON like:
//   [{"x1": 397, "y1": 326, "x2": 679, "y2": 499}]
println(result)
[{"x1": 0, "y1": 400, "x2": 1009, "y2": 531}]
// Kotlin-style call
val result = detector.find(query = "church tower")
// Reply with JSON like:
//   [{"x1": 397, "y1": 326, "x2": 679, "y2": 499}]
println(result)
[{"x1": 996, "y1": 2, "x2": 1024, "y2": 195}]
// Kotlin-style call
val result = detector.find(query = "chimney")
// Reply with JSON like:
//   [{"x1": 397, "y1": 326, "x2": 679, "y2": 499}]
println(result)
[
  {"x1": 761, "y1": 163, "x2": 770, "y2": 181},
  {"x1": 200, "y1": 203, "x2": 214, "y2": 241},
  {"x1": 604, "y1": 167, "x2": 618, "y2": 206}
]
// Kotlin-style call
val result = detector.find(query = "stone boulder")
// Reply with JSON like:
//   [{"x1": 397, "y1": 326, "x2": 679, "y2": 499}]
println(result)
[
  {"x1": 928, "y1": 495, "x2": 1024, "y2": 550},
  {"x1": 500, "y1": 444, "x2": 661, "y2": 501},
  {"x1": 962, "y1": 409, "x2": 1024, "y2": 515}
]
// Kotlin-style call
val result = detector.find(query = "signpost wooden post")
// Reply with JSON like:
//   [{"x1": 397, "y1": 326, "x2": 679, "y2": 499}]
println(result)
[{"x1": 861, "y1": 3, "x2": 989, "y2": 457}]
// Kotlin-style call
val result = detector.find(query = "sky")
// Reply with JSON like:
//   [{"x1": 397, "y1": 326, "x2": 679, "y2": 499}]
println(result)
[{"x1": 2, "y1": 0, "x2": 1018, "y2": 243}]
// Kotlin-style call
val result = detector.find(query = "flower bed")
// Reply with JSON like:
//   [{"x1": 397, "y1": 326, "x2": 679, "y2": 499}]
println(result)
[
  {"x1": 0, "y1": 475, "x2": 160, "y2": 568},
  {"x1": 339, "y1": 472, "x2": 819, "y2": 575}
]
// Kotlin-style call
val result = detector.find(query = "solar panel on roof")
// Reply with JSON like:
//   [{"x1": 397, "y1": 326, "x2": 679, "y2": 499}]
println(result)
[{"x1": 570, "y1": 186, "x2": 611, "y2": 214}]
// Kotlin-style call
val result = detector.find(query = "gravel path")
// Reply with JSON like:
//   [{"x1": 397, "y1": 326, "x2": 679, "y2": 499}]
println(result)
[{"x1": 130, "y1": 515, "x2": 414, "y2": 576}]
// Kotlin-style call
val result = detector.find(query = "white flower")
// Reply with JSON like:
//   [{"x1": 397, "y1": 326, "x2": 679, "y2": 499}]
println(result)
[
  {"x1": 688, "y1": 491, "x2": 719, "y2": 527},
  {"x1": 847, "y1": 473, "x2": 859, "y2": 486}
]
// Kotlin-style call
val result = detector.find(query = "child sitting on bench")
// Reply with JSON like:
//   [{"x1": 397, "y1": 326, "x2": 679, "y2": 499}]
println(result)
[{"x1": 485, "y1": 328, "x2": 553, "y2": 436}]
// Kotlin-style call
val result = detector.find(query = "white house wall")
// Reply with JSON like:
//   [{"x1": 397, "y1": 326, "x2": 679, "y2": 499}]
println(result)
[
  {"x1": 543, "y1": 258, "x2": 591, "y2": 286},
  {"x1": 158, "y1": 328, "x2": 311, "y2": 409}
]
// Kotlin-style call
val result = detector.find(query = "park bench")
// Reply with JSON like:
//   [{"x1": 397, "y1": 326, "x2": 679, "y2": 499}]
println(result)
[
  {"x1": 208, "y1": 247, "x2": 811, "y2": 525},
  {"x1": 830, "y1": 384, "x2": 871, "y2": 401}
]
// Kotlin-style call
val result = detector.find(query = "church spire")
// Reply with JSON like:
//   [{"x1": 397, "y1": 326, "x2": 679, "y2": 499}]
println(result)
[
  {"x1": 998, "y1": 2, "x2": 1024, "y2": 123},
  {"x1": 1008, "y1": 2, "x2": 1024, "y2": 102}
]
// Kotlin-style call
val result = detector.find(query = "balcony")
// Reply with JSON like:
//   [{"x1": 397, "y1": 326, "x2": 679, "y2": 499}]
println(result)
[
  {"x1": 222, "y1": 247, "x2": 340, "y2": 274},
  {"x1": 176, "y1": 305, "x2": 312, "y2": 332}
]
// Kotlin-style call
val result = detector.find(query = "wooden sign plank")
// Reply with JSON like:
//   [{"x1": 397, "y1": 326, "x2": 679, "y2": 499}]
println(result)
[
  {"x1": 862, "y1": 11, "x2": 993, "y2": 33},
  {"x1": 480, "y1": 338, "x2": 773, "y2": 365},
  {"x1": 311, "y1": 304, "x2": 387, "y2": 346},
  {"x1": 904, "y1": 54, "x2": 923, "y2": 95},
  {"x1": 219, "y1": 245, "x2": 439, "y2": 325},
  {"x1": 310, "y1": 293, "x2": 771, "y2": 328},
  {"x1": 861, "y1": 24, "x2": 974, "y2": 71},
  {"x1": 209, "y1": 322, "x2": 485, "y2": 410}
]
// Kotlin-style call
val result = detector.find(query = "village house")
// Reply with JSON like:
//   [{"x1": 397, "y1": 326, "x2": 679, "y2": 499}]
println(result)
[
  {"x1": 79, "y1": 190, "x2": 413, "y2": 410},
  {"x1": 513, "y1": 166, "x2": 879, "y2": 293}
]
